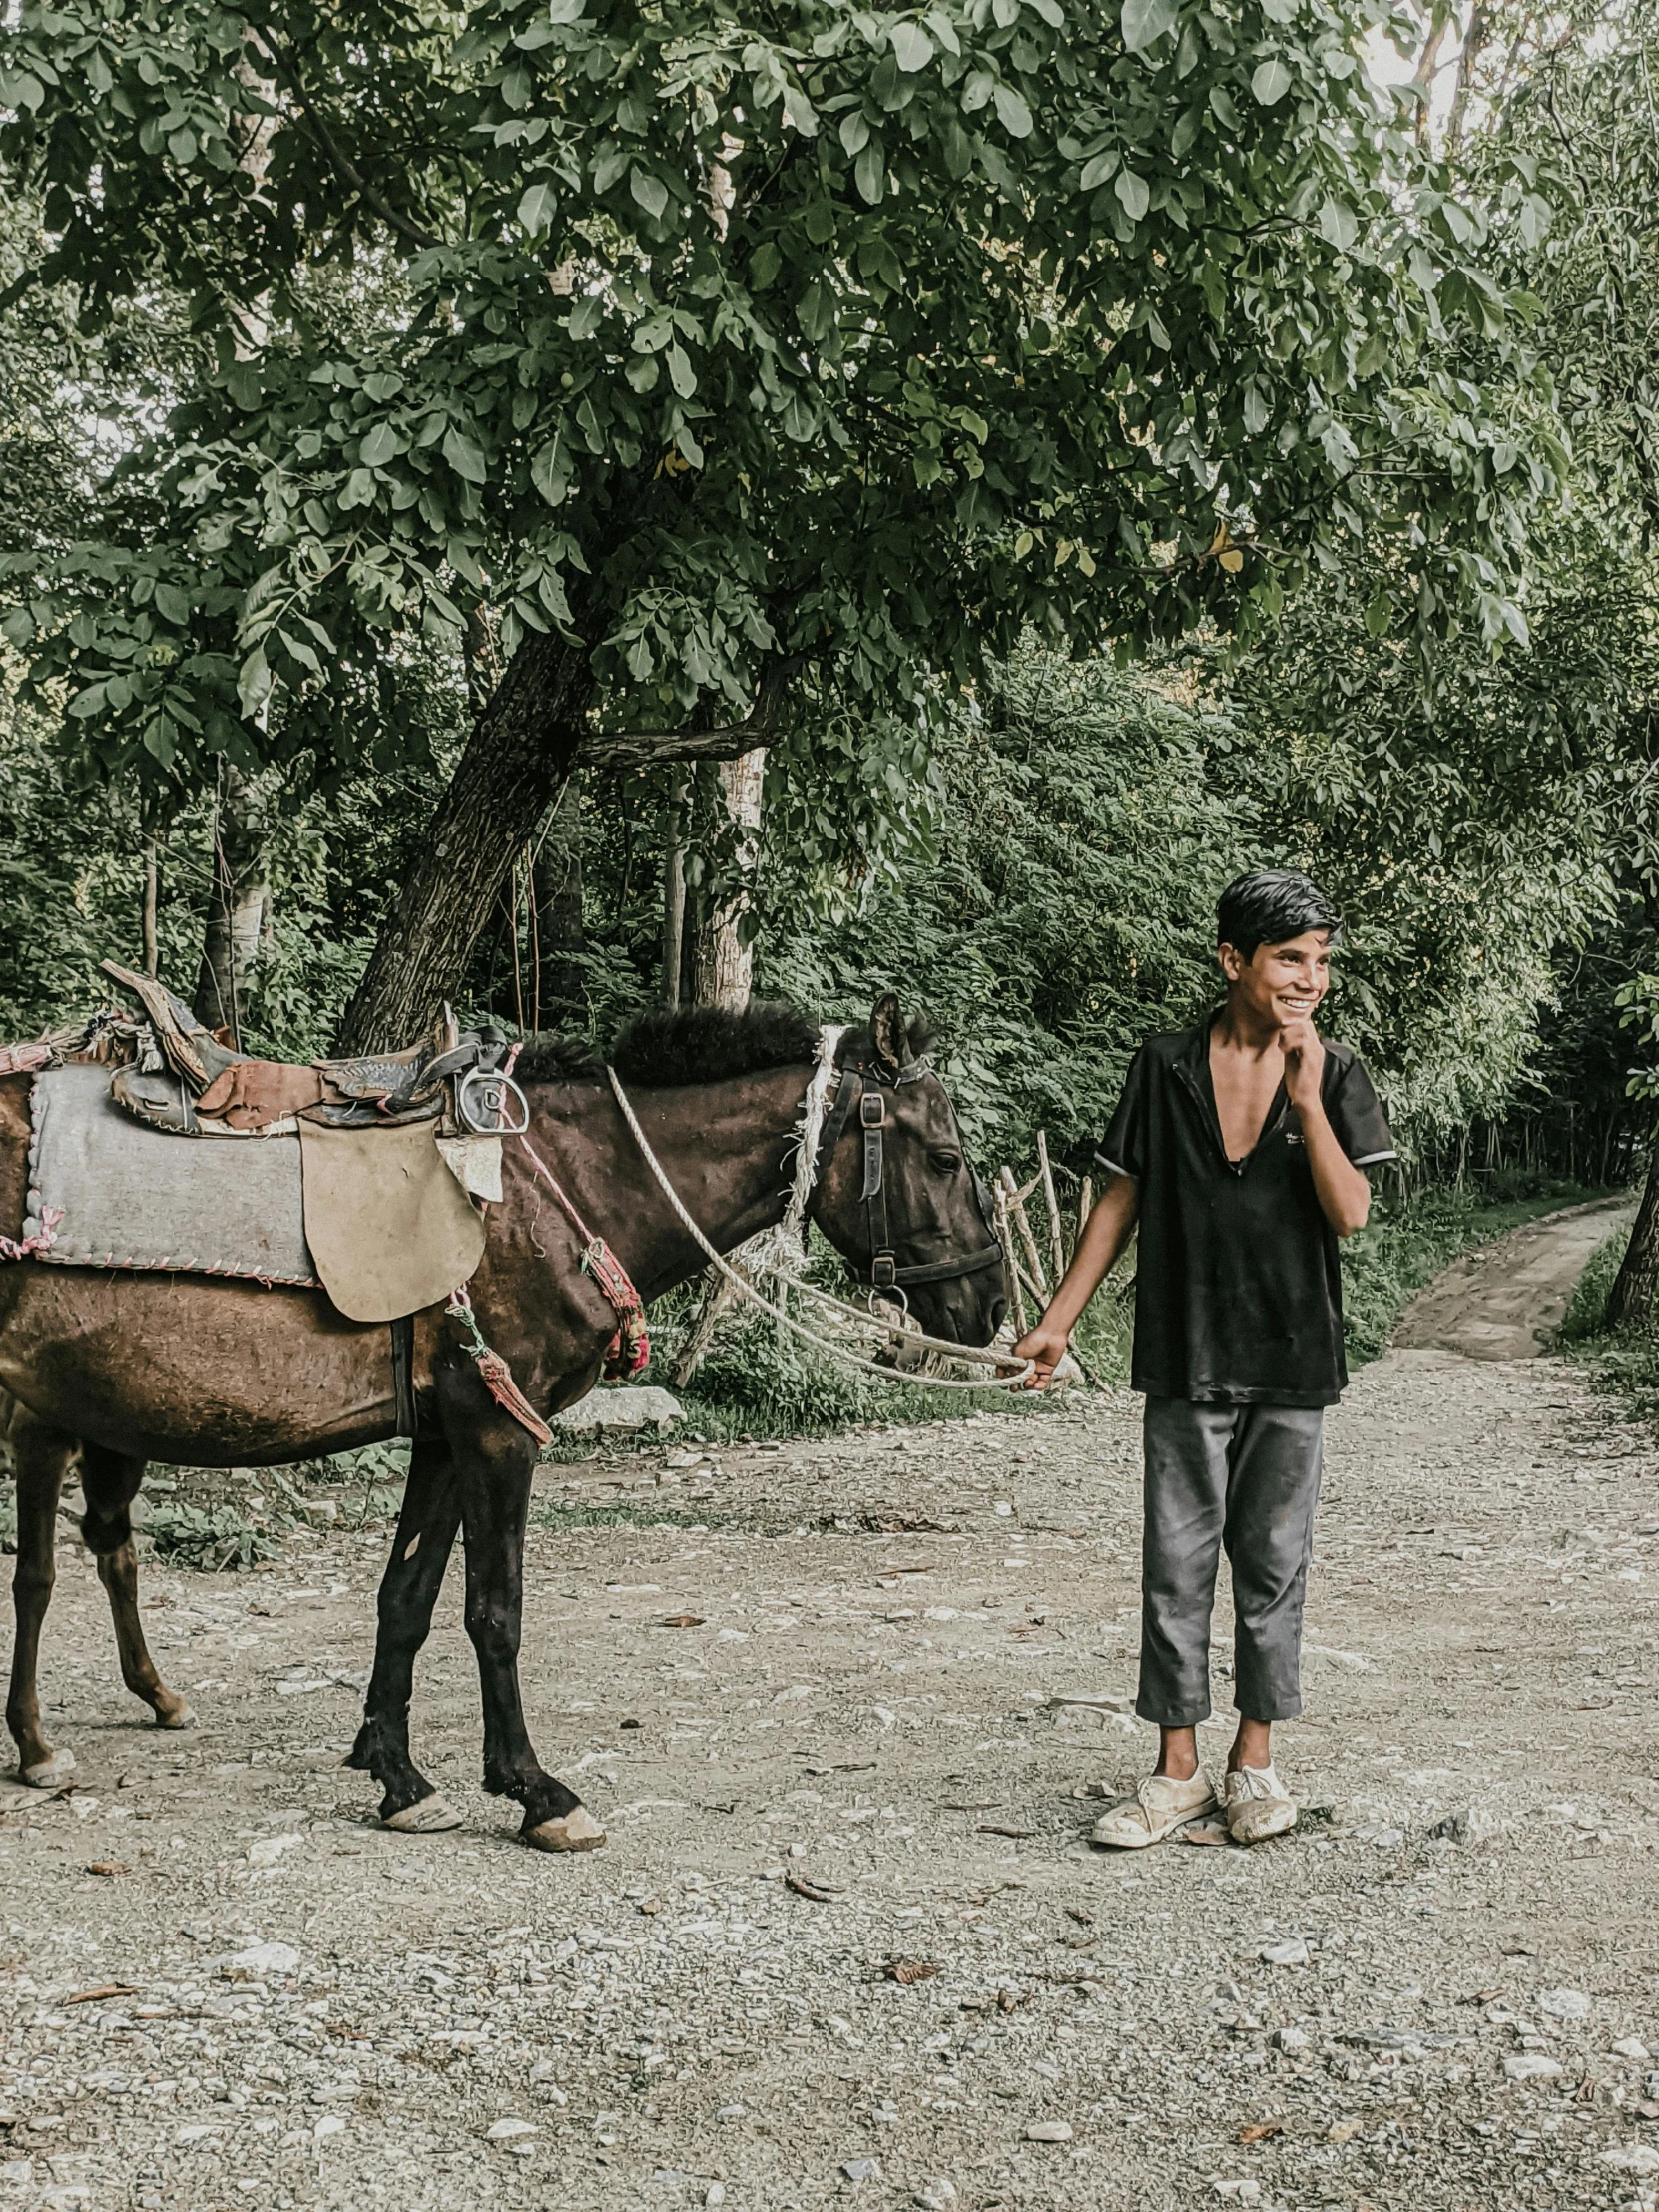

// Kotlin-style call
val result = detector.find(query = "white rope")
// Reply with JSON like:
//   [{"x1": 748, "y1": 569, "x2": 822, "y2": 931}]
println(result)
[{"x1": 606, "y1": 1056, "x2": 1035, "y2": 1391}]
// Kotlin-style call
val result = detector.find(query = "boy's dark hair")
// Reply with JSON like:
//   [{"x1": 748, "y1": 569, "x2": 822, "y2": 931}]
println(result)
[{"x1": 1216, "y1": 869, "x2": 1344, "y2": 961}]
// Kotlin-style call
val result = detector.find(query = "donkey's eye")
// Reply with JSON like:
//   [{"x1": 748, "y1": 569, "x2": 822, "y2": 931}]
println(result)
[{"x1": 928, "y1": 1150, "x2": 962, "y2": 1175}]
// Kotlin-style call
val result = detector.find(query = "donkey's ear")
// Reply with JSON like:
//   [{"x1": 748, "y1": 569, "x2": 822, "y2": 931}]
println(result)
[{"x1": 870, "y1": 992, "x2": 912, "y2": 1073}]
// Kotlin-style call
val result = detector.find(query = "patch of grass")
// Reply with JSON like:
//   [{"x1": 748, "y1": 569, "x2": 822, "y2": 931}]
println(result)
[
  {"x1": 1340, "y1": 1181, "x2": 1609, "y2": 1367},
  {"x1": 143, "y1": 1500, "x2": 278, "y2": 1572},
  {"x1": 1557, "y1": 1221, "x2": 1631, "y2": 1343},
  {"x1": 1554, "y1": 1219, "x2": 1659, "y2": 1423},
  {"x1": 529, "y1": 1500, "x2": 723, "y2": 1532}
]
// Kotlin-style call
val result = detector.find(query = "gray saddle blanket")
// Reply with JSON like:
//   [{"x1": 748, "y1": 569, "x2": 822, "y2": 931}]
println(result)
[{"x1": 26, "y1": 1064, "x2": 318, "y2": 1286}]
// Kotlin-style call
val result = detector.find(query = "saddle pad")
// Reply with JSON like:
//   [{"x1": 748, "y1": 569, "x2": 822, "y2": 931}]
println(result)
[
  {"x1": 25, "y1": 1063, "x2": 318, "y2": 1285},
  {"x1": 298, "y1": 1118, "x2": 486, "y2": 1326}
]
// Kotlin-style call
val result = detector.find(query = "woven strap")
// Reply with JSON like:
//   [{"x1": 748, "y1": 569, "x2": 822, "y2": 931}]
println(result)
[
  {"x1": 445, "y1": 1286, "x2": 553, "y2": 1447},
  {"x1": 0, "y1": 1205, "x2": 63, "y2": 1264}
]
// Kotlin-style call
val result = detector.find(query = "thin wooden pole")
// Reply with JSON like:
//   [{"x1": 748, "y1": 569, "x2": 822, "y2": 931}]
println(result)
[
  {"x1": 1002, "y1": 1165, "x2": 1049, "y2": 1301},
  {"x1": 994, "y1": 1182, "x2": 1028, "y2": 1338},
  {"x1": 1035, "y1": 1130, "x2": 1065, "y2": 1283},
  {"x1": 141, "y1": 836, "x2": 160, "y2": 979}
]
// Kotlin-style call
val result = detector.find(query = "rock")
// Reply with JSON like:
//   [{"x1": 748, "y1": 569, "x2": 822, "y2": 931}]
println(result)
[
  {"x1": 486, "y1": 2118, "x2": 537, "y2": 2140},
  {"x1": 1426, "y1": 1805, "x2": 1499, "y2": 1845},
  {"x1": 1505, "y1": 2055, "x2": 1564, "y2": 2082},
  {"x1": 246, "y1": 1833, "x2": 304, "y2": 1868},
  {"x1": 553, "y1": 1386, "x2": 683, "y2": 1431},
  {"x1": 1537, "y1": 1988, "x2": 1591, "y2": 2021},
  {"x1": 1212, "y1": 2185, "x2": 1262, "y2": 2206},
  {"x1": 1613, "y1": 2038, "x2": 1651, "y2": 2061},
  {"x1": 841, "y1": 2157, "x2": 882, "y2": 2181},
  {"x1": 705, "y1": 2190, "x2": 726, "y2": 2209},
  {"x1": 914, "y1": 2184, "x2": 957, "y2": 2211},
  {"x1": 218, "y1": 1941, "x2": 301, "y2": 1980},
  {"x1": 1259, "y1": 1938, "x2": 1309, "y2": 1967},
  {"x1": 1024, "y1": 2120, "x2": 1072, "y2": 2142},
  {"x1": 1275, "y1": 2027, "x2": 1311, "y2": 2054},
  {"x1": 1604, "y1": 2147, "x2": 1659, "y2": 2176}
]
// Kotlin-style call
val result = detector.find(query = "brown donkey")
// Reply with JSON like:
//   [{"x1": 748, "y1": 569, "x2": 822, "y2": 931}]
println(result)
[{"x1": 0, "y1": 997, "x2": 1005, "y2": 1853}]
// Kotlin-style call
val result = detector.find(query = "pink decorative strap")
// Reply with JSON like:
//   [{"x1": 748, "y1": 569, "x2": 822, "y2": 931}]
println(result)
[
  {"x1": 515, "y1": 1134, "x2": 649, "y2": 1379},
  {"x1": 0, "y1": 1043, "x2": 51, "y2": 1078}
]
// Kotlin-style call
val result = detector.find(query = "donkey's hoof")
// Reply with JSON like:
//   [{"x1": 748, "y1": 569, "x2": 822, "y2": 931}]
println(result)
[
  {"x1": 154, "y1": 1700, "x2": 195, "y2": 1731},
  {"x1": 19, "y1": 1749, "x2": 75, "y2": 1789},
  {"x1": 523, "y1": 1806, "x2": 606, "y2": 1854},
  {"x1": 382, "y1": 1794, "x2": 463, "y2": 1835}
]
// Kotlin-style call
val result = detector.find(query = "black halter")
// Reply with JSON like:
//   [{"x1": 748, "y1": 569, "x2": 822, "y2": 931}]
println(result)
[{"x1": 812, "y1": 1052, "x2": 1005, "y2": 1295}]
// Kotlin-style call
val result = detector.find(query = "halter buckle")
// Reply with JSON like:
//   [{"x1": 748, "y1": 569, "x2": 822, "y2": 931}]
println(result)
[{"x1": 870, "y1": 1249, "x2": 898, "y2": 1291}]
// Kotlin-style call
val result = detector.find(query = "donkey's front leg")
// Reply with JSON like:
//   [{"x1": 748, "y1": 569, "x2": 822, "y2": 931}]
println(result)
[
  {"x1": 446, "y1": 1375, "x2": 604, "y2": 1854},
  {"x1": 345, "y1": 1434, "x2": 466, "y2": 1832},
  {"x1": 6, "y1": 1410, "x2": 79, "y2": 1786}
]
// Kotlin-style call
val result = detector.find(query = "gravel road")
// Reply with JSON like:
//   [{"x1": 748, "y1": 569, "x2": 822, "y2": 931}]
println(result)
[{"x1": 2, "y1": 1238, "x2": 1658, "y2": 2212}]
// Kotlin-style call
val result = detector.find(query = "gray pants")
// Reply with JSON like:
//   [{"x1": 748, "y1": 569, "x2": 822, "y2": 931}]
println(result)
[{"x1": 1136, "y1": 1396, "x2": 1325, "y2": 1728}]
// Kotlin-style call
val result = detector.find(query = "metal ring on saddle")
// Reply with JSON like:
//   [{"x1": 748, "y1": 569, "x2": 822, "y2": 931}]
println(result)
[{"x1": 457, "y1": 1068, "x2": 531, "y2": 1136}]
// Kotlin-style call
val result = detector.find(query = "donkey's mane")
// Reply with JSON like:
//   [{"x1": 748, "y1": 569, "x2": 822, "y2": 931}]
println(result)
[{"x1": 514, "y1": 999, "x2": 820, "y2": 1089}]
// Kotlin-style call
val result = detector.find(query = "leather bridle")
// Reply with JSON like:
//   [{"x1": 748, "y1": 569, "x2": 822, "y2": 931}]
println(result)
[{"x1": 811, "y1": 1050, "x2": 1005, "y2": 1297}]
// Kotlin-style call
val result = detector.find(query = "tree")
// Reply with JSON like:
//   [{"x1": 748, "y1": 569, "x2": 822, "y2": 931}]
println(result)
[{"x1": 1, "y1": 0, "x2": 1558, "y2": 1046}]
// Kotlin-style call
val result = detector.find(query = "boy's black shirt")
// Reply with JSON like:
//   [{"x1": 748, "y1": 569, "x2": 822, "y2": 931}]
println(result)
[{"x1": 1097, "y1": 1017, "x2": 1396, "y2": 1407}]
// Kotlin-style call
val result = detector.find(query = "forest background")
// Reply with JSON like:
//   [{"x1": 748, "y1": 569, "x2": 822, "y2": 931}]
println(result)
[{"x1": 5, "y1": 0, "x2": 1659, "y2": 1421}]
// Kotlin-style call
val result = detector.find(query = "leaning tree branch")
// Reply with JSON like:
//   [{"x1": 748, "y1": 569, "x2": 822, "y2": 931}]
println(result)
[
  {"x1": 578, "y1": 658, "x2": 803, "y2": 771},
  {"x1": 240, "y1": 17, "x2": 443, "y2": 253}
]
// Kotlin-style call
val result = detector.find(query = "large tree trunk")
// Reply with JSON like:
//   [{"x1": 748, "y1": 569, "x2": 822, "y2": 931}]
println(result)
[
  {"x1": 334, "y1": 634, "x2": 590, "y2": 1053},
  {"x1": 193, "y1": 764, "x2": 270, "y2": 1041},
  {"x1": 692, "y1": 747, "x2": 766, "y2": 1011},
  {"x1": 1607, "y1": 1149, "x2": 1659, "y2": 1330},
  {"x1": 532, "y1": 774, "x2": 585, "y2": 1026}
]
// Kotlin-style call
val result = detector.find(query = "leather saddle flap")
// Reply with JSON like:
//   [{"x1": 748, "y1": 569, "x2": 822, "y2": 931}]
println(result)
[{"x1": 298, "y1": 1118, "x2": 487, "y2": 1325}]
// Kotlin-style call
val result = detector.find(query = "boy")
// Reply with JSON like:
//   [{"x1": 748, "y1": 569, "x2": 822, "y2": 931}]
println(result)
[{"x1": 1014, "y1": 870, "x2": 1395, "y2": 1847}]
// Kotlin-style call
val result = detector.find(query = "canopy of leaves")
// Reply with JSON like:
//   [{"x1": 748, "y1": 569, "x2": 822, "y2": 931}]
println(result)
[{"x1": 0, "y1": 0, "x2": 1557, "y2": 798}]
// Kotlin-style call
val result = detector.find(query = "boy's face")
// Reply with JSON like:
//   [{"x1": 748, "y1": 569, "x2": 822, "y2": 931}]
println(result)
[{"x1": 1218, "y1": 929, "x2": 1333, "y2": 1028}]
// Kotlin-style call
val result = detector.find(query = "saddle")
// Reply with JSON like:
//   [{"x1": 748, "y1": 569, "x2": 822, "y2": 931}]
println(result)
[{"x1": 92, "y1": 963, "x2": 525, "y2": 1140}]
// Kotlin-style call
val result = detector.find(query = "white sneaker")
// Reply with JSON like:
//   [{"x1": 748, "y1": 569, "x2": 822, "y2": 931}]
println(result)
[
  {"x1": 1222, "y1": 1762, "x2": 1298, "y2": 1845},
  {"x1": 1089, "y1": 1771, "x2": 1217, "y2": 1850}
]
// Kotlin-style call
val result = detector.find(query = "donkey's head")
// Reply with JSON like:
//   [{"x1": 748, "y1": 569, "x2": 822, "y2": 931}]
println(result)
[{"x1": 811, "y1": 995, "x2": 1007, "y2": 1348}]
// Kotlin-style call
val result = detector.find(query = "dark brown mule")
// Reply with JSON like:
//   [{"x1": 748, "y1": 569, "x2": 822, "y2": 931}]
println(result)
[{"x1": 0, "y1": 996, "x2": 1004, "y2": 1851}]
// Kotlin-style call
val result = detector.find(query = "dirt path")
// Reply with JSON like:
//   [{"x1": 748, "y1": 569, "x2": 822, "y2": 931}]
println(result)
[
  {"x1": 1393, "y1": 1194, "x2": 1633, "y2": 1360},
  {"x1": 2, "y1": 1228, "x2": 1658, "y2": 2211}
]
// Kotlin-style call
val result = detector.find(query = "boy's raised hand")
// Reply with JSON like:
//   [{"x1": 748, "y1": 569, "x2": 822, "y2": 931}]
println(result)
[{"x1": 1277, "y1": 1015, "x2": 1326, "y2": 1110}]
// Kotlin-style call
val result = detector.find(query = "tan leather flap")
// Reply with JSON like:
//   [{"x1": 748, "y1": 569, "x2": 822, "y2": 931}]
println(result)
[{"x1": 298, "y1": 1118, "x2": 487, "y2": 1325}]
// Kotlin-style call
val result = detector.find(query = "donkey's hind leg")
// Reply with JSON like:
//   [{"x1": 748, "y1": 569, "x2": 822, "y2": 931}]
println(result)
[
  {"x1": 5, "y1": 1408, "x2": 79, "y2": 1787},
  {"x1": 79, "y1": 1442, "x2": 193, "y2": 1732}
]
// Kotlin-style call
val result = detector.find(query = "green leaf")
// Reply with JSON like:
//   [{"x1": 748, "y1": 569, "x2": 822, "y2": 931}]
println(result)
[
  {"x1": 1079, "y1": 150, "x2": 1119, "y2": 191},
  {"x1": 992, "y1": 84, "x2": 1033, "y2": 137},
  {"x1": 750, "y1": 241, "x2": 783, "y2": 289},
  {"x1": 891, "y1": 22, "x2": 934, "y2": 70},
  {"x1": 530, "y1": 443, "x2": 568, "y2": 506},
  {"x1": 237, "y1": 647, "x2": 271, "y2": 721},
  {"x1": 855, "y1": 142, "x2": 886, "y2": 204},
  {"x1": 1365, "y1": 588, "x2": 1391, "y2": 638},
  {"x1": 839, "y1": 109, "x2": 871, "y2": 157},
  {"x1": 1251, "y1": 56, "x2": 1292, "y2": 104},
  {"x1": 442, "y1": 427, "x2": 489, "y2": 483},
  {"x1": 154, "y1": 583, "x2": 193, "y2": 624},
  {"x1": 666, "y1": 343, "x2": 697, "y2": 398},
  {"x1": 631, "y1": 169, "x2": 669, "y2": 222},
  {"x1": 359, "y1": 423, "x2": 401, "y2": 467},
  {"x1": 518, "y1": 181, "x2": 557, "y2": 234},
  {"x1": 1121, "y1": 0, "x2": 1178, "y2": 54},
  {"x1": 1116, "y1": 168, "x2": 1150, "y2": 221}
]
